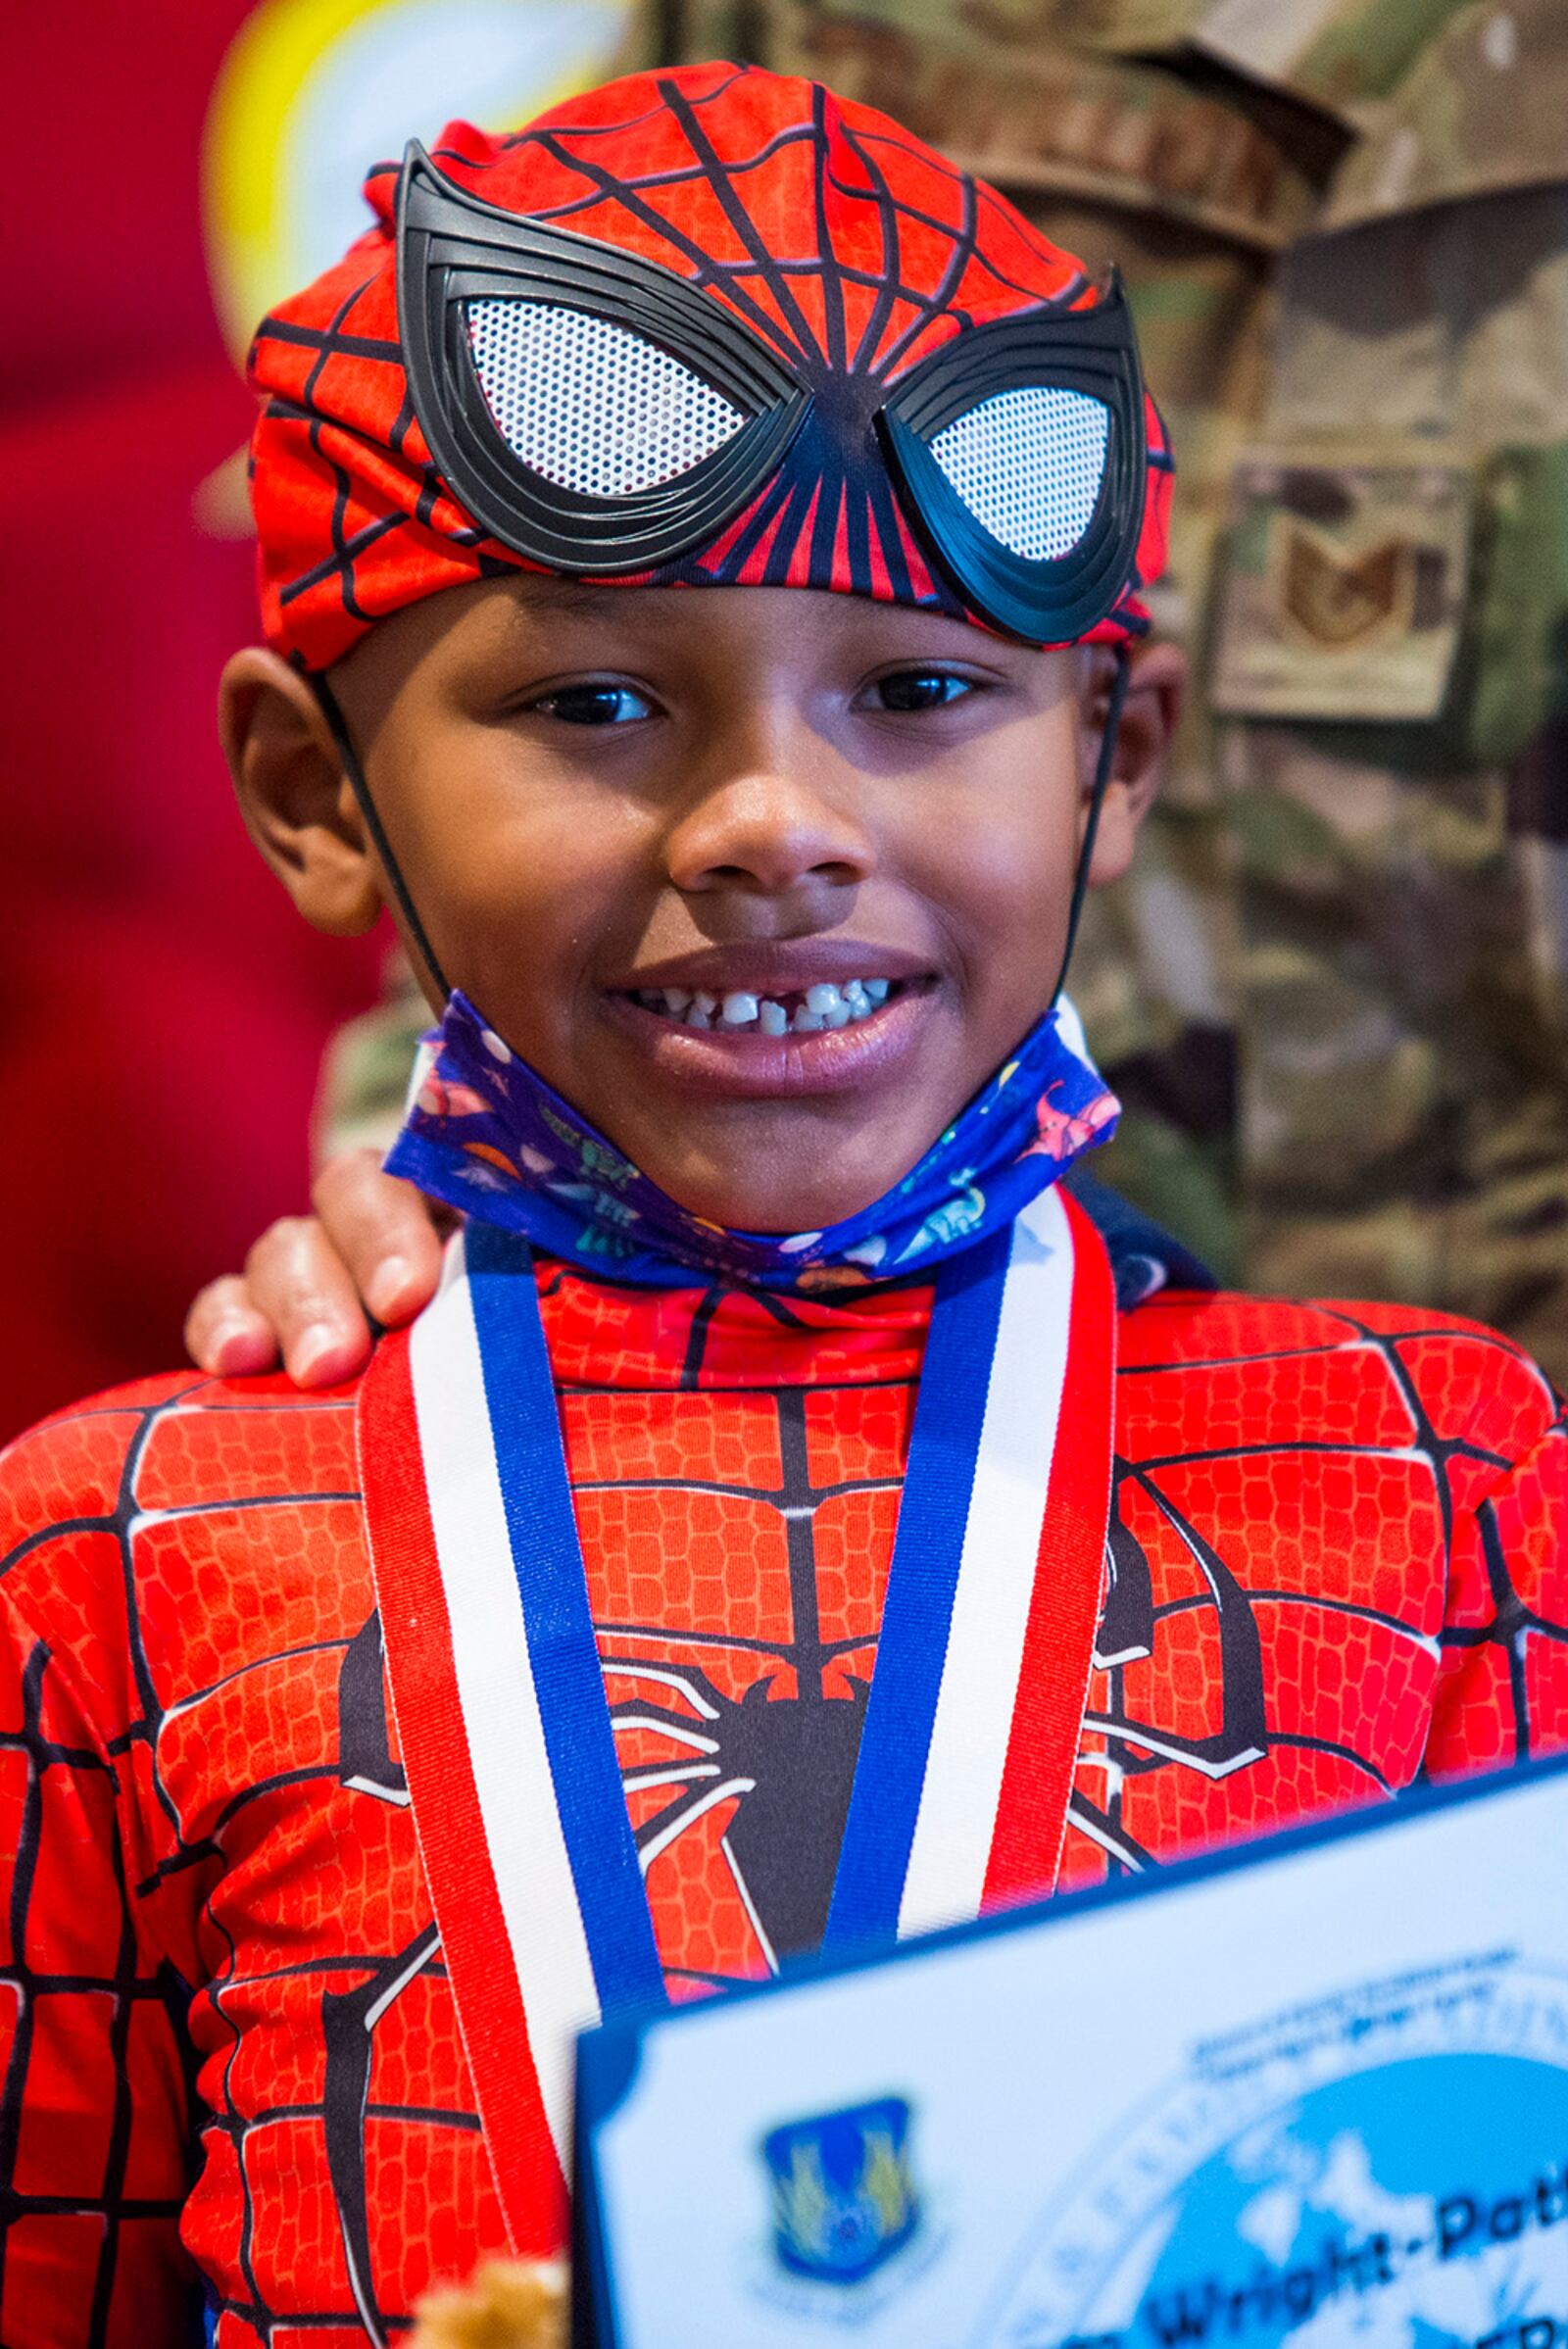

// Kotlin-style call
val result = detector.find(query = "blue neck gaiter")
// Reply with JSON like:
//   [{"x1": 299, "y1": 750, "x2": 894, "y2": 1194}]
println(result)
[{"x1": 384, "y1": 988, "x2": 1120, "y2": 1295}]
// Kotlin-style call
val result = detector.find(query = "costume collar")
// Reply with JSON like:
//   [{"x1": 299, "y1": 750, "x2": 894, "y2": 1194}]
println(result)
[{"x1": 384, "y1": 989, "x2": 1120, "y2": 1295}]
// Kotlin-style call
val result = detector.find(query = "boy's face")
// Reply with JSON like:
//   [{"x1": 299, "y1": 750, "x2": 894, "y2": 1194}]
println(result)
[{"x1": 225, "y1": 578, "x2": 1175, "y2": 1234}]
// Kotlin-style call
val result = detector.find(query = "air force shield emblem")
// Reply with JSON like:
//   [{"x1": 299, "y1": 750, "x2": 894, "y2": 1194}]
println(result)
[{"x1": 762, "y1": 2096, "x2": 921, "y2": 2286}]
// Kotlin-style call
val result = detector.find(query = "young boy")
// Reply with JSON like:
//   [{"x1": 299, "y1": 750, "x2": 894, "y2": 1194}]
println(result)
[{"x1": 3, "y1": 60, "x2": 1564, "y2": 2348}]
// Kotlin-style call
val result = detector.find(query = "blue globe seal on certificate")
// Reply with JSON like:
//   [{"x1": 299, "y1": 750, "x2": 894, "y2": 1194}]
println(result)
[
  {"x1": 1129, "y1": 2057, "x2": 1568, "y2": 2349},
  {"x1": 762, "y1": 2096, "x2": 921, "y2": 2287},
  {"x1": 981, "y1": 1958, "x2": 1568, "y2": 2349}
]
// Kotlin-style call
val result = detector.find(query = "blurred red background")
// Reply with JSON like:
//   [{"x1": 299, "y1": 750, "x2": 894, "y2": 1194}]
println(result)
[
  {"x1": 3, "y1": 0, "x2": 632, "y2": 1440},
  {"x1": 1, "y1": 0, "x2": 387, "y2": 1439}
]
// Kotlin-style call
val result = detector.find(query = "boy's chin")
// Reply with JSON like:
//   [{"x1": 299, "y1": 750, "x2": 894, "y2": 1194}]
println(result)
[{"x1": 638, "y1": 1136, "x2": 922, "y2": 1237}]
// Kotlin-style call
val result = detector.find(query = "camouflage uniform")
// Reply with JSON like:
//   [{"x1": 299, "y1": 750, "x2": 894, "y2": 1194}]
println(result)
[
  {"x1": 1204, "y1": 0, "x2": 1568, "y2": 1380},
  {"x1": 321, "y1": 0, "x2": 1568, "y2": 1377}
]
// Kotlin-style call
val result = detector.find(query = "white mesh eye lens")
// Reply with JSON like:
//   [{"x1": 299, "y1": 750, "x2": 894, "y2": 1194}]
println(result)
[
  {"x1": 466, "y1": 299, "x2": 744, "y2": 500},
  {"x1": 929, "y1": 386, "x2": 1110, "y2": 562}
]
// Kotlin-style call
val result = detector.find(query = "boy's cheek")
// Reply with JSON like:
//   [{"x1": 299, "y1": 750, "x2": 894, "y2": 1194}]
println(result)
[
  {"x1": 408, "y1": 833, "x2": 632, "y2": 1006},
  {"x1": 908, "y1": 789, "x2": 1078, "y2": 911},
  {"x1": 935, "y1": 873, "x2": 1074, "y2": 1013}
]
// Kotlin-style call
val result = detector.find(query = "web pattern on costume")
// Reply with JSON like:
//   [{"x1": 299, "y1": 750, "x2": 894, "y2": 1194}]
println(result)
[
  {"x1": 0, "y1": 1375, "x2": 495, "y2": 2346},
  {"x1": 1060, "y1": 1294, "x2": 1568, "y2": 1887},
  {"x1": 549, "y1": 1268, "x2": 922, "y2": 1993},
  {"x1": 251, "y1": 61, "x2": 1172, "y2": 663},
  {"x1": 556, "y1": 1281, "x2": 1568, "y2": 1950},
  {"x1": 0, "y1": 1290, "x2": 923, "y2": 2341},
  {"x1": 0, "y1": 1279, "x2": 1563, "y2": 2339}
]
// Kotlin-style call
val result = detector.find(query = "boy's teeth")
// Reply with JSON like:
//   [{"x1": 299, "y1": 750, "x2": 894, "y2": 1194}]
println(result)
[
  {"x1": 649, "y1": 978, "x2": 899, "y2": 1033},
  {"x1": 804, "y1": 982, "x2": 854, "y2": 1030}
]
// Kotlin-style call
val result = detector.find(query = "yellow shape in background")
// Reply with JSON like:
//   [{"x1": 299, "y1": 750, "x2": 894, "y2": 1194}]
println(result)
[{"x1": 203, "y1": 0, "x2": 636, "y2": 366}]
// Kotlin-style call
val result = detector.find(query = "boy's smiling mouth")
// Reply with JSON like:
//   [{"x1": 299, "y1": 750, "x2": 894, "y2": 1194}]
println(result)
[
  {"x1": 628, "y1": 975, "x2": 903, "y2": 1034},
  {"x1": 603, "y1": 945, "x2": 940, "y2": 1097}
]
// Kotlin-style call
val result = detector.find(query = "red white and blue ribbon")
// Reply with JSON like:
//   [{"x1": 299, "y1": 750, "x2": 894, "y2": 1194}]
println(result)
[
  {"x1": 824, "y1": 1182, "x2": 1115, "y2": 1946},
  {"x1": 357, "y1": 1185, "x2": 1115, "y2": 2252}
]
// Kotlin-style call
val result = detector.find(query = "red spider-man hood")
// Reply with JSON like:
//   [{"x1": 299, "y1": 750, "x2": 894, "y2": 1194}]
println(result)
[{"x1": 248, "y1": 60, "x2": 1173, "y2": 673}]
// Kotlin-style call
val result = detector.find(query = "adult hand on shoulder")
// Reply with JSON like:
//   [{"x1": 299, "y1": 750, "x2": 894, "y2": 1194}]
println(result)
[{"x1": 184, "y1": 1150, "x2": 447, "y2": 1387}]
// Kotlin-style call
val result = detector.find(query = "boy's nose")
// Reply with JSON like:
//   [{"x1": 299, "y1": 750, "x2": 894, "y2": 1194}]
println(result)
[{"x1": 664, "y1": 759, "x2": 877, "y2": 902}]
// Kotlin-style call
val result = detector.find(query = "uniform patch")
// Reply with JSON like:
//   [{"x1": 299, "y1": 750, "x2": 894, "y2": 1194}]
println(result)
[
  {"x1": 1279, "y1": 525, "x2": 1412, "y2": 649},
  {"x1": 1211, "y1": 453, "x2": 1472, "y2": 720}
]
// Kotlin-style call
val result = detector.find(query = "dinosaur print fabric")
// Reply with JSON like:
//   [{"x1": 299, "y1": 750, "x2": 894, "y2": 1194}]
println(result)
[{"x1": 387, "y1": 988, "x2": 1120, "y2": 1292}]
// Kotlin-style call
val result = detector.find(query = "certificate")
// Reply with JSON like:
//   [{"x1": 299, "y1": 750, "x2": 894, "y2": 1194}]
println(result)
[{"x1": 573, "y1": 1756, "x2": 1568, "y2": 2349}]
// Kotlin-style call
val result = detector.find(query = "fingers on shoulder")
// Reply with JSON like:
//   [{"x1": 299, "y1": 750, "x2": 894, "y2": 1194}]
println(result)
[
  {"x1": 243, "y1": 1213, "x2": 374, "y2": 1387},
  {"x1": 185, "y1": 1272, "x2": 281, "y2": 1378},
  {"x1": 311, "y1": 1149, "x2": 445, "y2": 1325}
]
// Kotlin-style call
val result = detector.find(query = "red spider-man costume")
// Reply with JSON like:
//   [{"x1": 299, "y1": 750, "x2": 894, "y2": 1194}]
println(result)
[
  {"x1": 1, "y1": 1256, "x2": 1564, "y2": 2338},
  {"x1": 3, "y1": 54, "x2": 1564, "y2": 2349}
]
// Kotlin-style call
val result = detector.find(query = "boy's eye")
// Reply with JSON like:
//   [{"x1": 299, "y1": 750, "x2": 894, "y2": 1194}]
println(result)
[
  {"x1": 531, "y1": 682, "x2": 655, "y2": 725},
  {"x1": 870, "y1": 668, "x2": 974, "y2": 713}
]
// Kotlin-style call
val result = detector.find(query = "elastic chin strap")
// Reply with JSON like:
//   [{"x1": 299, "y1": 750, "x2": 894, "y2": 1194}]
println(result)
[
  {"x1": 1052, "y1": 642, "x2": 1130, "y2": 1007},
  {"x1": 314, "y1": 642, "x2": 1131, "y2": 1022},
  {"x1": 312, "y1": 673, "x2": 452, "y2": 1003}
]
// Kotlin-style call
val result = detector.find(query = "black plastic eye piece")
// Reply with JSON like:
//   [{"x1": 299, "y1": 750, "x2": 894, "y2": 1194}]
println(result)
[
  {"x1": 875, "y1": 275, "x2": 1149, "y2": 646},
  {"x1": 397, "y1": 142, "x2": 811, "y2": 576}
]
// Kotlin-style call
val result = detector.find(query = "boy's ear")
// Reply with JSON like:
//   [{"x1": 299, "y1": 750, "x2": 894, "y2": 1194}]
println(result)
[
  {"x1": 1079, "y1": 638, "x2": 1187, "y2": 889},
  {"x1": 219, "y1": 648, "x2": 382, "y2": 935}
]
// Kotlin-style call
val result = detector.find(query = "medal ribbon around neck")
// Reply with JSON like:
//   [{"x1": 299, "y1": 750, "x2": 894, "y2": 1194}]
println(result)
[
  {"x1": 356, "y1": 1182, "x2": 1116, "y2": 2252},
  {"x1": 384, "y1": 987, "x2": 1119, "y2": 1295}
]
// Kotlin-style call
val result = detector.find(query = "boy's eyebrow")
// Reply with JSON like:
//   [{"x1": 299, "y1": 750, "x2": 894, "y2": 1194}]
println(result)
[{"x1": 505, "y1": 577, "x2": 637, "y2": 626}]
